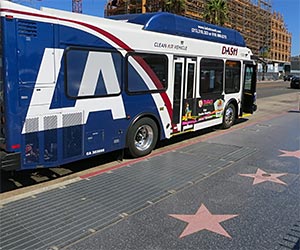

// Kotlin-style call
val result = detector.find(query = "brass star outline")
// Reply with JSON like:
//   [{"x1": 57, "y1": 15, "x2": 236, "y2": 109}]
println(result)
[{"x1": 239, "y1": 168, "x2": 287, "y2": 185}]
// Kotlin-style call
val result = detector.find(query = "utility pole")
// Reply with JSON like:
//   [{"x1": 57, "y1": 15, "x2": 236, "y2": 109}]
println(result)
[{"x1": 142, "y1": 0, "x2": 146, "y2": 13}]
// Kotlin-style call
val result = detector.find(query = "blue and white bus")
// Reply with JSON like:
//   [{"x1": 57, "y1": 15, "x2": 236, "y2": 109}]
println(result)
[{"x1": 0, "y1": 1, "x2": 257, "y2": 171}]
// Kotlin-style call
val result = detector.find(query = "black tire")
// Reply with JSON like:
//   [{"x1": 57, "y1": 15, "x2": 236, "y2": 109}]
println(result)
[
  {"x1": 222, "y1": 103, "x2": 236, "y2": 129},
  {"x1": 127, "y1": 117, "x2": 158, "y2": 158}
]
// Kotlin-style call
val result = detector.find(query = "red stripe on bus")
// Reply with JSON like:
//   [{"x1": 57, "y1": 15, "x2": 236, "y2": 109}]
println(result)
[{"x1": 161, "y1": 92, "x2": 173, "y2": 119}]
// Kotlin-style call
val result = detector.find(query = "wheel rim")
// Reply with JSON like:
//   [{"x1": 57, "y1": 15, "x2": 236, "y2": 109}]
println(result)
[
  {"x1": 225, "y1": 106, "x2": 234, "y2": 126},
  {"x1": 134, "y1": 125, "x2": 154, "y2": 151}
]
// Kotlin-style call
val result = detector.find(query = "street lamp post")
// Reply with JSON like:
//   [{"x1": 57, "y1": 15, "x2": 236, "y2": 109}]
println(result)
[{"x1": 259, "y1": 45, "x2": 269, "y2": 81}]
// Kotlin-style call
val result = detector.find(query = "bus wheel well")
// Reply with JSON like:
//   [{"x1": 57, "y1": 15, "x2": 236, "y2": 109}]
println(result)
[
  {"x1": 139, "y1": 114, "x2": 161, "y2": 141},
  {"x1": 125, "y1": 115, "x2": 161, "y2": 157},
  {"x1": 226, "y1": 99, "x2": 239, "y2": 119},
  {"x1": 222, "y1": 100, "x2": 238, "y2": 129},
  {"x1": 128, "y1": 114, "x2": 161, "y2": 141}
]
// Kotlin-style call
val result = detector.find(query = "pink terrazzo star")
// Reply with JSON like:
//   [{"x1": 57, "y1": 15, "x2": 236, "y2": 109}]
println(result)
[
  {"x1": 279, "y1": 149, "x2": 300, "y2": 159},
  {"x1": 239, "y1": 168, "x2": 287, "y2": 185},
  {"x1": 169, "y1": 204, "x2": 238, "y2": 239}
]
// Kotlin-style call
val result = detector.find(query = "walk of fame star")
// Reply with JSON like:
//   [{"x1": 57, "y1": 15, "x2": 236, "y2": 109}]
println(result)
[
  {"x1": 239, "y1": 168, "x2": 287, "y2": 185},
  {"x1": 279, "y1": 149, "x2": 300, "y2": 159},
  {"x1": 169, "y1": 204, "x2": 238, "y2": 239}
]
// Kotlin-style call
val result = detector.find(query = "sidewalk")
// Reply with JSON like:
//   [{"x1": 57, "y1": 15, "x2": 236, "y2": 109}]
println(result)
[{"x1": 64, "y1": 111, "x2": 299, "y2": 250}]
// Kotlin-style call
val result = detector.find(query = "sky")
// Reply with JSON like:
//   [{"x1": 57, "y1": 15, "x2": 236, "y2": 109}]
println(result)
[
  {"x1": 272, "y1": 0, "x2": 300, "y2": 56},
  {"x1": 12, "y1": 0, "x2": 300, "y2": 56}
]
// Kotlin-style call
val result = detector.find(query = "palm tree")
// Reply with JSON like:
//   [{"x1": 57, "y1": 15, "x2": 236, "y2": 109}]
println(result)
[
  {"x1": 158, "y1": 0, "x2": 167, "y2": 12},
  {"x1": 165, "y1": 0, "x2": 185, "y2": 14},
  {"x1": 204, "y1": 0, "x2": 228, "y2": 26}
]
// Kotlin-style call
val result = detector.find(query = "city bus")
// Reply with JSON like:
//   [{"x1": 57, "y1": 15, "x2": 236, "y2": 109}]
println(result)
[{"x1": 0, "y1": 1, "x2": 257, "y2": 171}]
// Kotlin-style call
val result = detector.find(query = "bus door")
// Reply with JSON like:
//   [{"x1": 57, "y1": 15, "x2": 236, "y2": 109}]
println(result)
[
  {"x1": 171, "y1": 57, "x2": 197, "y2": 133},
  {"x1": 242, "y1": 64, "x2": 257, "y2": 114}
]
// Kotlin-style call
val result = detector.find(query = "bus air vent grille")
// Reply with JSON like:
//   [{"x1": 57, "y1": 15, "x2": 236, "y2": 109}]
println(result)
[
  {"x1": 44, "y1": 115, "x2": 58, "y2": 130},
  {"x1": 62, "y1": 112, "x2": 83, "y2": 127},
  {"x1": 17, "y1": 20, "x2": 37, "y2": 37},
  {"x1": 25, "y1": 117, "x2": 39, "y2": 133}
]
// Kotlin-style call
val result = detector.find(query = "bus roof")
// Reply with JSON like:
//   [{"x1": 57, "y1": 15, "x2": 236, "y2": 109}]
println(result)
[{"x1": 110, "y1": 12, "x2": 246, "y2": 47}]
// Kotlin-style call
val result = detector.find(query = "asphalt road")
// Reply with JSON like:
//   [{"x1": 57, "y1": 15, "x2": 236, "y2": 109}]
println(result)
[{"x1": 257, "y1": 80, "x2": 298, "y2": 98}]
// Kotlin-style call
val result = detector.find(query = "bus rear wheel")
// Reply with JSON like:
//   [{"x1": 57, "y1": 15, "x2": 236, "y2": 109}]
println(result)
[
  {"x1": 222, "y1": 103, "x2": 236, "y2": 129},
  {"x1": 127, "y1": 117, "x2": 158, "y2": 158}
]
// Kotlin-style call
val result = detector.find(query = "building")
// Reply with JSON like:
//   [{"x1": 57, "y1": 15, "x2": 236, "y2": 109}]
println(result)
[
  {"x1": 105, "y1": 0, "x2": 291, "y2": 66},
  {"x1": 270, "y1": 12, "x2": 291, "y2": 63},
  {"x1": 227, "y1": 0, "x2": 272, "y2": 61}
]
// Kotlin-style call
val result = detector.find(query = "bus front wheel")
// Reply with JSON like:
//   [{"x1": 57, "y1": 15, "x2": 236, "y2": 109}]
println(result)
[
  {"x1": 222, "y1": 103, "x2": 236, "y2": 129},
  {"x1": 127, "y1": 117, "x2": 158, "y2": 158}
]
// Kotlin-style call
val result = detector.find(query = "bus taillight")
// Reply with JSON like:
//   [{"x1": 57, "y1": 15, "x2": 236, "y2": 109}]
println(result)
[{"x1": 11, "y1": 144, "x2": 20, "y2": 149}]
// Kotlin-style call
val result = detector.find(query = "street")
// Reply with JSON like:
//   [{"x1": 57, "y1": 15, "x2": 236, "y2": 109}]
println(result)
[
  {"x1": 0, "y1": 80, "x2": 299, "y2": 250},
  {"x1": 256, "y1": 80, "x2": 298, "y2": 98}
]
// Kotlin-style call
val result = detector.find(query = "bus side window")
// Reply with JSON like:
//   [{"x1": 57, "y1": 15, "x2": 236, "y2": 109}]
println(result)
[
  {"x1": 225, "y1": 61, "x2": 241, "y2": 94},
  {"x1": 127, "y1": 53, "x2": 168, "y2": 94},
  {"x1": 244, "y1": 67, "x2": 253, "y2": 91},
  {"x1": 200, "y1": 59, "x2": 223, "y2": 94},
  {"x1": 65, "y1": 48, "x2": 122, "y2": 98}
]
